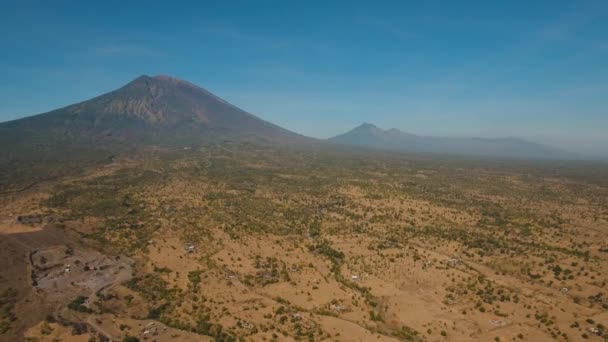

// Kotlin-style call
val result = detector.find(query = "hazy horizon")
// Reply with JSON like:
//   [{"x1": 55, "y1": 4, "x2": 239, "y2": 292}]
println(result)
[
  {"x1": 1, "y1": 1, "x2": 607, "y2": 158},
  {"x1": 2, "y1": 4, "x2": 608, "y2": 341}
]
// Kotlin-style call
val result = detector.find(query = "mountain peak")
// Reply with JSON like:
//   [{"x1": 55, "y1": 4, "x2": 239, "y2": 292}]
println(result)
[
  {"x1": 123, "y1": 74, "x2": 152, "y2": 86},
  {"x1": 153, "y1": 74, "x2": 178, "y2": 81},
  {"x1": 152, "y1": 75, "x2": 201, "y2": 88},
  {"x1": 356, "y1": 122, "x2": 380, "y2": 130},
  {"x1": 125, "y1": 74, "x2": 199, "y2": 89},
  {"x1": 2, "y1": 75, "x2": 305, "y2": 146},
  {"x1": 330, "y1": 123, "x2": 574, "y2": 159}
]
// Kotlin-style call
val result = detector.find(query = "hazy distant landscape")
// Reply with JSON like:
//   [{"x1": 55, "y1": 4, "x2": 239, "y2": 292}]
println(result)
[
  {"x1": 1, "y1": 2, "x2": 607, "y2": 342},
  {"x1": 0, "y1": 75, "x2": 606, "y2": 342},
  {"x1": 329, "y1": 123, "x2": 578, "y2": 160},
  {"x1": 0, "y1": 75, "x2": 589, "y2": 164}
]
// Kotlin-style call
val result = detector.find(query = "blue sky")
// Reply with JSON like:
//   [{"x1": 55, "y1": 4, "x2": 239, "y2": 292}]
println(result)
[{"x1": 1, "y1": 1, "x2": 607, "y2": 157}]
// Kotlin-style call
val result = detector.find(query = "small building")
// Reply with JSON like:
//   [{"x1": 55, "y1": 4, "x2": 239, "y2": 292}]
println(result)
[
  {"x1": 446, "y1": 258, "x2": 461, "y2": 267},
  {"x1": 301, "y1": 320, "x2": 317, "y2": 331},
  {"x1": 589, "y1": 327, "x2": 601, "y2": 335},
  {"x1": 241, "y1": 321, "x2": 255, "y2": 330},
  {"x1": 330, "y1": 303, "x2": 346, "y2": 313},
  {"x1": 490, "y1": 319, "x2": 506, "y2": 327},
  {"x1": 185, "y1": 243, "x2": 196, "y2": 253}
]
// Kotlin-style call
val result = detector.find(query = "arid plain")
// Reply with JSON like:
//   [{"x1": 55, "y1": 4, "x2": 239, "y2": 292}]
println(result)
[{"x1": 1, "y1": 143, "x2": 607, "y2": 341}]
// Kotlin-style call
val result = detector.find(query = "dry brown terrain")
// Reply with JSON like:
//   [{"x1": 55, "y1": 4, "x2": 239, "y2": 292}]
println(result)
[{"x1": 1, "y1": 144, "x2": 607, "y2": 342}]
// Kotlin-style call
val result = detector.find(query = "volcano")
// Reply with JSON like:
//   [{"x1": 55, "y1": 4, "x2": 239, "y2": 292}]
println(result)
[{"x1": 0, "y1": 75, "x2": 307, "y2": 149}]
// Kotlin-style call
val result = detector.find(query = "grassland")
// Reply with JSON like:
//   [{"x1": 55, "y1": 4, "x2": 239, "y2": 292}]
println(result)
[{"x1": 1, "y1": 142, "x2": 607, "y2": 341}]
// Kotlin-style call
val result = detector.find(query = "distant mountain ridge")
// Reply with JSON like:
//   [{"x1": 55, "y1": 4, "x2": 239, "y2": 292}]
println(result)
[
  {"x1": 329, "y1": 123, "x2": 577, "y2": 160},
  {"x1": 0, "y1": 76, "x2": 583, "y2": 161}
]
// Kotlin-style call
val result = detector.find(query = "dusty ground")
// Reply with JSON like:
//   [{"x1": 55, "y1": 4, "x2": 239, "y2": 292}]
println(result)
[{"x1": 1, "y1": 145, "x2": 607, "y2": 341}]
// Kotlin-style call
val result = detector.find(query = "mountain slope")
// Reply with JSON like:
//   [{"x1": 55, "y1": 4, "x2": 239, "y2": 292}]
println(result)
[
  {"x1": 330, "y1": 123, "x2": 576, "y2": 160},
  {"x1": 0, "y1": 75, "x2": 306, "y2": 149}
]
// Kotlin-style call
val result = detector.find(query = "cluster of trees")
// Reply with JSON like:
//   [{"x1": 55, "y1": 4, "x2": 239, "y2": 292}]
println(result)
[{"x1": 0, "y1": 288, "x2": 18, "y2": 334}]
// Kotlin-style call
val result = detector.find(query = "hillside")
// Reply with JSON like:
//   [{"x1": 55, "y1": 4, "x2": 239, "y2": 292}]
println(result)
[
  {"x1": 1, "y1": 79, "x2": 607, "y2": 342},
  {"x1": 0, "y1": 75, "x2": 307, "y2": 150},
  {"x1": 330, "y1": 123, "x2": 576, "y2": 160},
  {"x1": 0, "y1": 75, "x2": 314, "y2": 192}
]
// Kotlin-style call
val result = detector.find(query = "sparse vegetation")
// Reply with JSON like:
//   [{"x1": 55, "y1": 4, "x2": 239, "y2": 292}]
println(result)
[
  {"x1": 2, "y1": 141, "x2": 607, "y2": 341},
  {"x1": 0, "y1": 288, "x2": 18, "y2": 334},
  {"x1": 67, "y1": 296, "x2": 93, "y2": 313}
]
